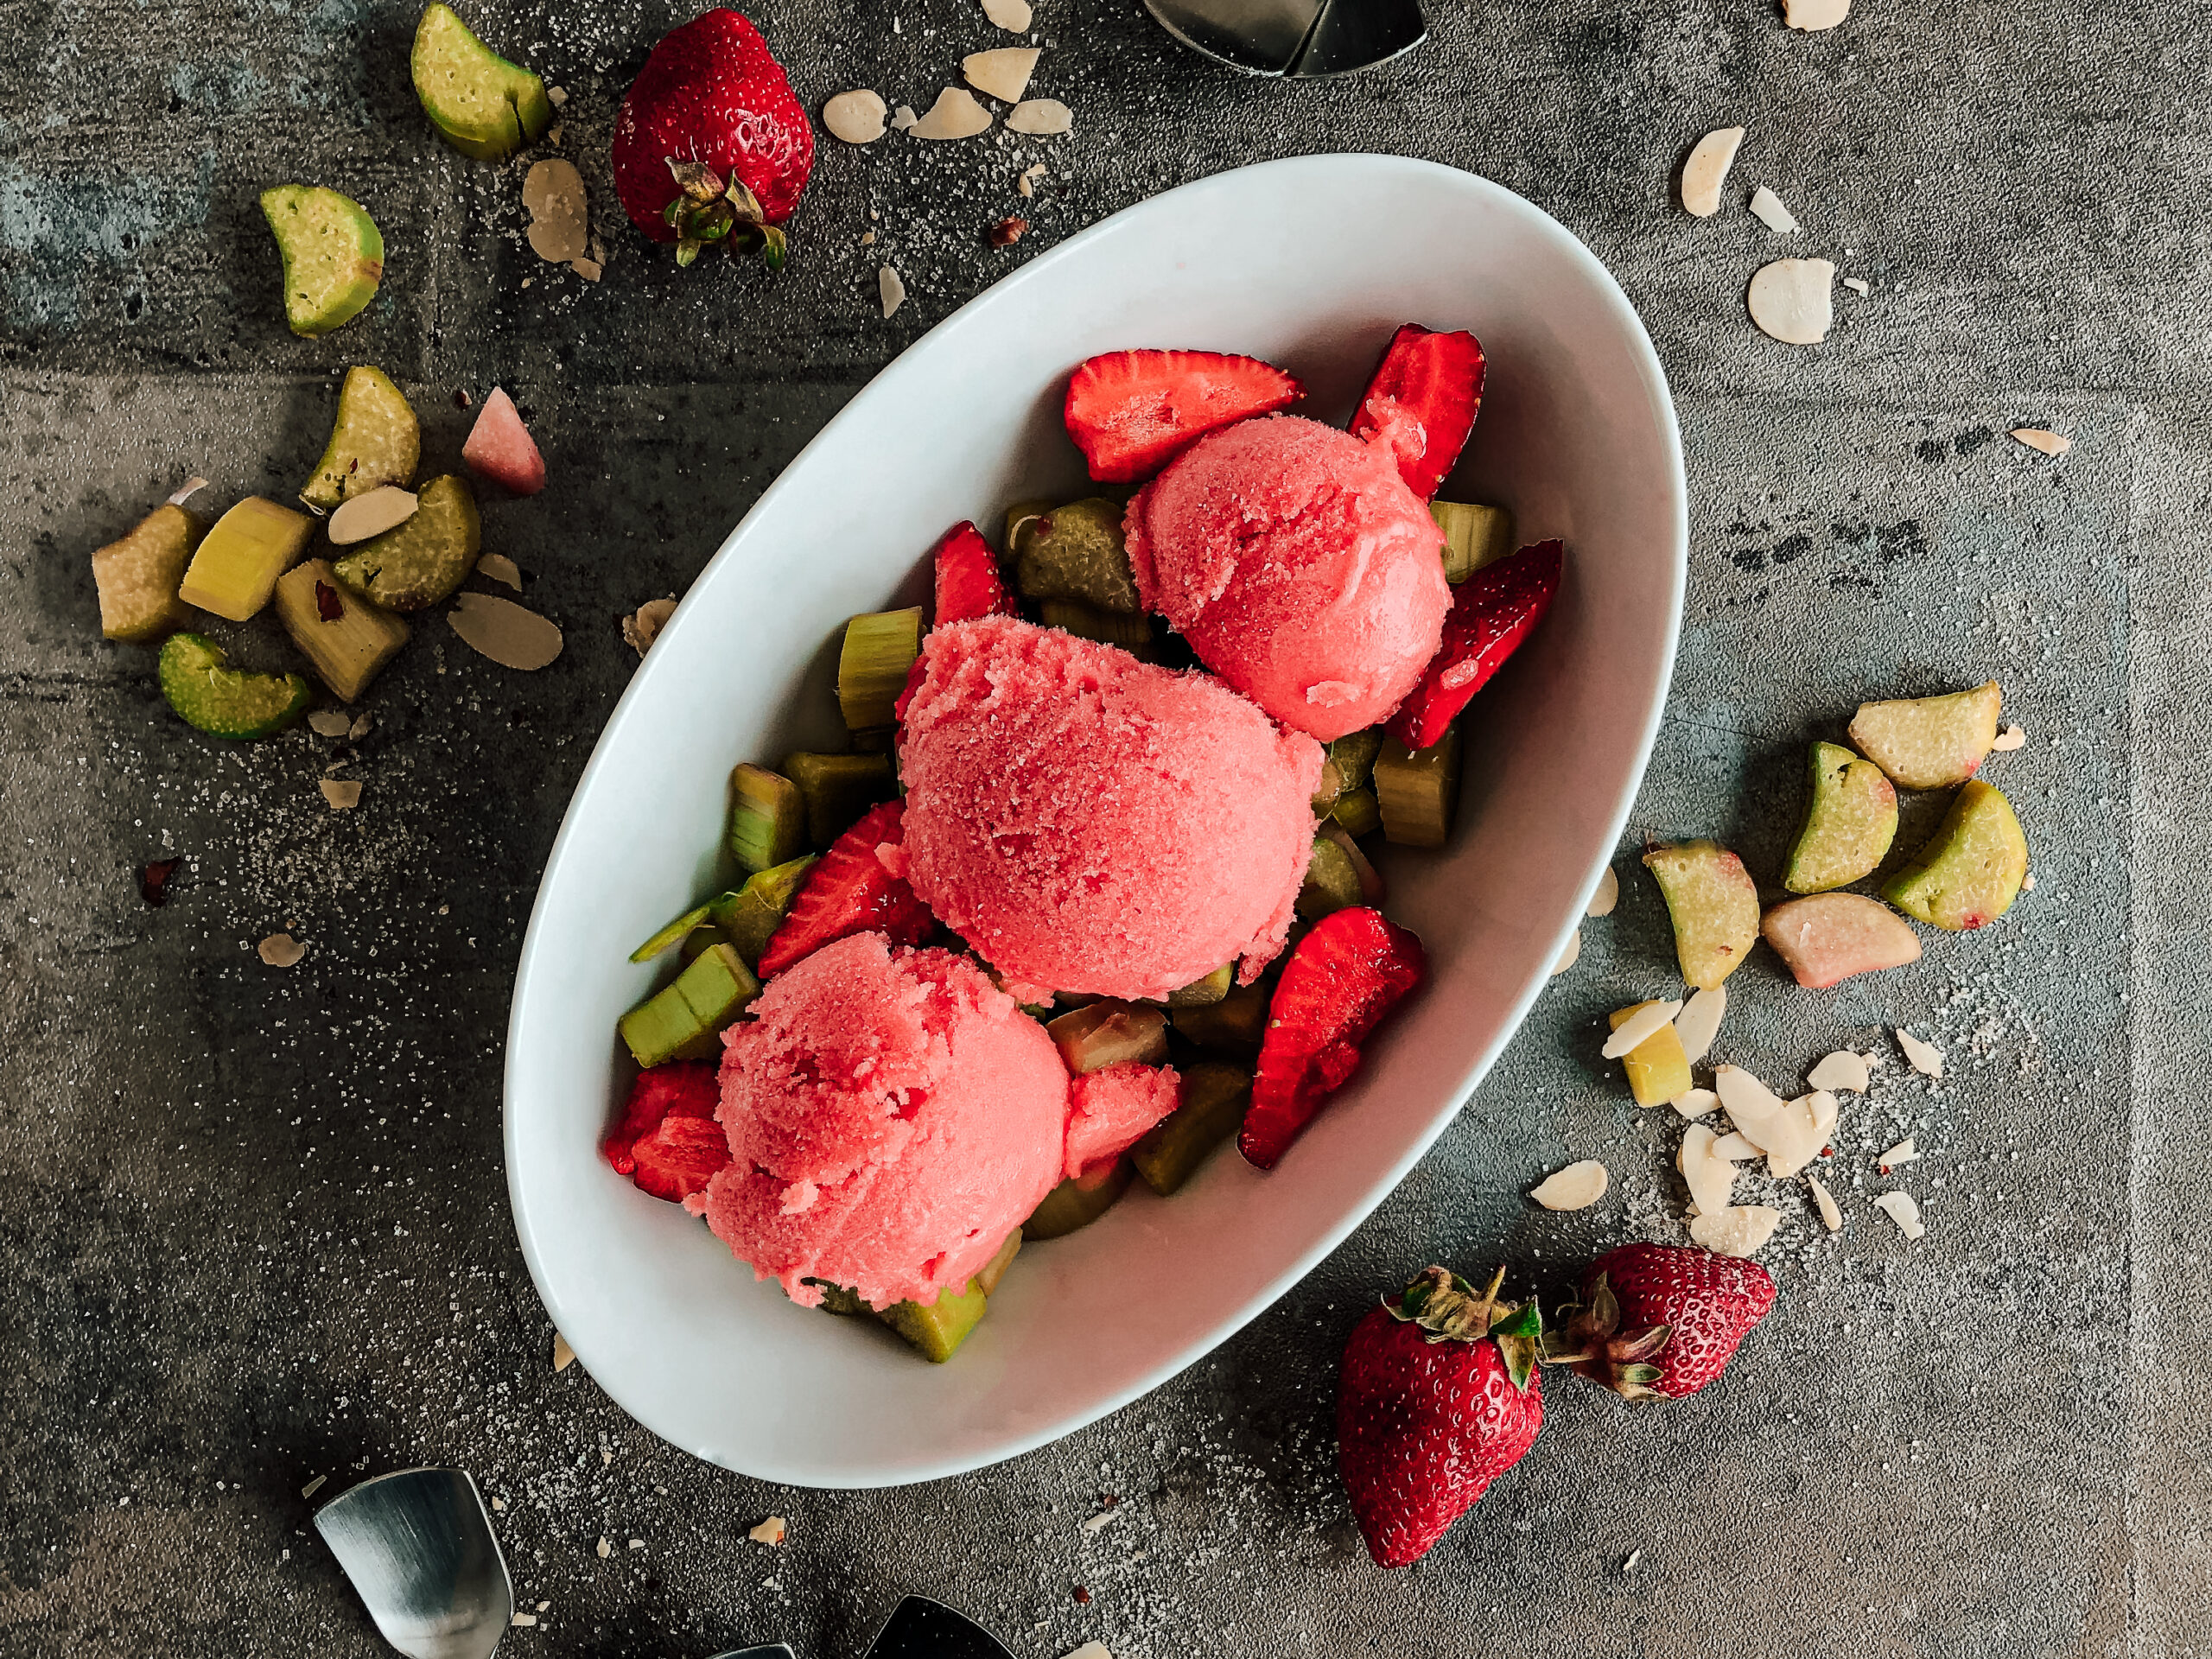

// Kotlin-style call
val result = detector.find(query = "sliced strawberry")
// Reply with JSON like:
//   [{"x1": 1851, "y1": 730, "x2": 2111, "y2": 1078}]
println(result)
[
  {"x1": 602, "y1": 1060, "x2": 719, "y2": 1179},
  {"x1": 1350, "y1": 325, "x2": 1486, "y2": 501},
  {"x1": 1063, "y1": 349, "x2": 1303, "y2": 483},
  {"x1": 892, "y1": 653, "x2": 930, "y2": 724},
  {"x1": 629, "y1": 1114, "x2": 733, "y2": 1203},
  {"x1": 931, "y1": 520, "x2": 1016, "y2": 626},
  {"x1": 461, "y1": 387, "x2": 547, "y2": 496},
  {"x1": 1386, "y1": 540, "x2": 1563, "y2": 750},
  {"x1": 758, "y1": 800, "x2": 935, "y2": 976},
  {"x1": 1240, "y1": 907, "x2": 1425, "y2": 1170}
]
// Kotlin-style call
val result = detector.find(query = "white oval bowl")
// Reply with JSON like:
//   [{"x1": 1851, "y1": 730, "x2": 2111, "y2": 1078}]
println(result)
[{"x1": 505, "y1": 154, "x2": 1685, "y2": 1489}]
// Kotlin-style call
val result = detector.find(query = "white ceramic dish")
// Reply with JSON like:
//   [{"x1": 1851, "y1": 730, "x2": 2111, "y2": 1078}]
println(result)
[{"x1": 505, "y1": 154, "x2": 1685, "y2": 1489}]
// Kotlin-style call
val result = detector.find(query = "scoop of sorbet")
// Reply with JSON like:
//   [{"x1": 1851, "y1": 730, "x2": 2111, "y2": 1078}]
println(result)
[
  {"x1": 897, "y1": 616, "x2": 1323, "y2": 1001},
  {"x1": 691, "y1": 933, "x2": 1068, "y2": 1310},
  {"x1": 1125, "y1": 414, "x2": 1450, "y2": 741}
]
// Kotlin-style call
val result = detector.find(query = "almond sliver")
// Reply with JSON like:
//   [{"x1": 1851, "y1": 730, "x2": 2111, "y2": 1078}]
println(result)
[
  {"x1": 1688, "y1": 1205, "x2": 1781, "y2": 1258},
  {"x1": 1005, "y1": 99, "x2": 1071, "y2": 136},
  {"x1": 1602, "y1": 999, "x2": 1682, "y2": 1059},
  {"x1": 1808, "y1": 1174, "x2": 1843, "y2": 1232},
  {"x1": 1673, "y1": 985, "x2": 1726, "y2": 1065},
  {"x1": 910, "y1": 87, "x2": 993, "y2": 140},
  {"x1": 448, "y1": 593, "x2": 563, "y2": 671},
  {"x1": 1807, "y1": 1050, "x2": 1870, "y2": 1093},
  {"x1": 1681, "y1": 126, "x2": 1745, "y2": 218},
  {"x1": 1873, "y1": 1190, "x2": 1925, "y2": 1239},
  {"x1": 1529, "y1": 1160, "x2": 1609, "y2": 1211},
  {"x1": 963, "y1": 48, "x2": 1039, "y2": 103}
]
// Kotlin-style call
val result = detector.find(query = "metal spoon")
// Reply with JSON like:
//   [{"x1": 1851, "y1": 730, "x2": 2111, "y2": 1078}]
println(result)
[
  {"x1": 314, "y1": 1468, "x2": 514, "y2": 1659},
  {"x1": 1142, "y1": 0, "x2": 1425, "y2": 77}
]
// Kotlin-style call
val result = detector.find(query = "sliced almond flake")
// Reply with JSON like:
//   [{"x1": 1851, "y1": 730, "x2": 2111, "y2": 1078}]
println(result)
[
  {"x1": 523, "y1": 159, "x2": 589, "y2": 265},
  {"x1": 1841, "y1": 276, "x2": 1870, "y2": 295},
  {"x1": 547, "y1": 85, "x2": 568, "y2": 106},
  {"x1": 1602, "y1": 998, "x2": 1683, "y2": 1060},
  {"x1": 1006, "y1": 99, "x2": 1072, "y2": 136},
  {"x1": 2023, "y1": 872, "x2": 2037, "y2": 891},
  {"x1": 889, "y1": 104, "x2": 918, "y2": 131},
  {"x1": 822, "y1": 89, "x2": 889, "y2": 144},
  {"x1": 1059, "y1": 1645, "x2": 1114, "y2": 1659},
  {"x1": 1529, "y1": 1160, "x2": 1609, "y2": 1211},
  {"x1": 595, "y1": 1537, "x2": 612, "y2": 1559},
  {"x1": 982, "y1": 0, "x2": 1033, "y2": 26},
  {"x1": 1081, "y1": 1509, "x2": 1116, "y2": 1534},
  {"x1": 622, "y1": 596, "x2": 679, "y2": 658},
  {"x1": 327, "y1": 485, "x2": 419, "y2": 545},
  {"x1": 300, "y1": 1474, "x2": 327, "y2": 1499},
  {"x1": 1586, "y1": 864, "x2": 1619, "y2": 917},
  {"x1": 569, "y1": 256, "x2": 602, "y2": 282},
  {"x1": 749, "y1": 1516, "x2": 788, "y2": 1546},
  {"x1": 1670, "y1": 1086, "x2": 1719, "y2": 1119},
  {"x1": 1748, "y1": 258, "x2": 1835, "y2": 344},
  {"x1": 168, "y1": 475, "x2": 210, "y2": 506},
  {"x1": 1879, "y1": 1137, "x2": 1919, "y2": 1169},
  {"x1": 1678, "y1": 1124, "x2": 1737, "y2": 1216},
  {"x1": 474, "y1": 553, "x2": 523, "y2": 592},
  {"x1": 1896, "y1": 1028, "x2": 1944, "y2": 1077},
  {"x1": 1807, "y1": 1050, "x2": 1870, "y2": 1093},
  {"x1": 1680, "y1": 126, "x2": 1745, "y2": 218},
  {"x1": 1783, "y1": 0, "x2": 1850, "y2": 29},
  {"x1": 1673, "y1": 985, "x2": 1725, "y2": 1065},
  {"x1": 1689, "y1": 1205, "x2": 1781, "y2": 1258},
  {"x1": 552, "y1": 1332, "x2": 575, "y2": 1372},
  {"x1": 448, "y1": 592, "x2": 563, "y2": 671},
  {"x1": 511, "y1": 1612, "x2": 538, "y2": 1628},
  {"x1": 2010, "y1": 428, "x2": 2071, "y2": 457},
  {"x1": 1748, "y1": 185, "x2": 1799, "y2": 232},
  {"x1": 258, "y1": 932, "x2": 308, "y2": 968},
  {"x1": 1019, "y1": 162, "x2": 1049, "y2": 197},
  {"x1": 910, "y1": 87, "x2": 993, "y2": 140},
  {"x1": 879, "y1": 265, "x2": 907, "y2": 319},
  {"x1": 1550, "y1": 928, "x2": 1581, "y2": 976},
  {"x1": 1873, "y1": 1190, "x2": 1925, "y2": 1240},
  {"x1": 320, "y1": 779, "x2": 363, "y2": 810},
  {"x1": 963, "y1": 47, "x2": 1040, "y2": 103},
  {"x1": 1808, "y1": 1173, "x2": 1843, "y2": 1232},
  {"x1": 347, "y1": 711, "x2": 372, "y2": 741},
  {"x1": 1710, "y1": 1131, "x2": 1762, "y2": 1160},
  {"x1": 1992, "y1": 722, "x2": 2028, "y2": 750},
  {"x1": 307, "y1": 709, "x2": 353, "y2": 738},
  {"x1": 1716, "y1": 1066, "x2": 1835, "y2": 1177}
]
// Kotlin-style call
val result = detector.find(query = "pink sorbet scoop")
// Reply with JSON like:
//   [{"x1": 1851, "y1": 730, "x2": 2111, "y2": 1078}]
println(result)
[
  {"x1": 897, "y1": 615, "x2": 1324, "y2": 1002},
  {"x1": 1125, "y1": 414, "x2": 1450, "y2": 741},
  {"x1": 691, "y1": 932, "x2": 1068, "y2": 1310}
]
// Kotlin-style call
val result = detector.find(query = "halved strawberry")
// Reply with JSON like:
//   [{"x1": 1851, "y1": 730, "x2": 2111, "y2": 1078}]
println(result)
[
  {"x1": 758, "y1": 800, "x2": 935, "y2": 976},
  {"x1": 1386, "y1": 540, "x2": 1563, "y2": 750},
  {"x1": 1063, "y1": 349, "x2": 1303, "y2": 483},
  {"x1": 630, "y1": 1114, "x2": 733, "y2": 1202},
  {"x1": 931, "y1": 520, "x2": 1016, "y2": 626},
  {"x1": 1240, "y1": 907, "x2": 1425, "y2": 1170},
  {"x1": 1350, "y1": 325, "x2": 1485, "y2": 501},
  {"x1": 602, "y1": 1059, "x2": 721, "y2": 1193},
  {"x1": 461, "y1": 387, "x2": 547, "y2": 496}
]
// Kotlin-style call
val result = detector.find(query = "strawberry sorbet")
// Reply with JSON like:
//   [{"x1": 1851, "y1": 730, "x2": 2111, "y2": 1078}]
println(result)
[
  {"x1": 1125, "y1": 415, "x2": 1450, "y2": 741},
  {"x1": 896, "y1": 616, "x2": 1324, "y2": 1002},
  {"x1": 690, "y1": 932, "x2": 1066, "y2": 1309},
  {"x1": 1063, "y1": 1062, "x2": 1182, "y2": 1179}
]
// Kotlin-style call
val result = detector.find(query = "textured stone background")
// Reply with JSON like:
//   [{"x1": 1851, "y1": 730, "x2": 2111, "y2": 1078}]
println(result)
[{"x1": 3, "y1": 0, "x2": 2209, "y2": 1655}]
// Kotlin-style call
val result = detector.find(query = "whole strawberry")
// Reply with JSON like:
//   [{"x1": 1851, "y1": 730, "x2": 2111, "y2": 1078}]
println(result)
[
  {"x1": 1337, "y1": 1266, "x2": 1543, "y2": 1569},
  {"x1": 1554, "y1": 1243, "x2": 1776, "y2": 1400},
  {"x1": 611, "y1": 9, "x2": 813, "y2": 268}
]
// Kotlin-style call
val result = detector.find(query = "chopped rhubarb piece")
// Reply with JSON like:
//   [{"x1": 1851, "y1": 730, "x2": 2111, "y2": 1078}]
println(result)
[
  {"x1": 601, "y1": 1060, "x2": 719, "y2": 1179},
  {"x1": 757, "y1": 800, "x2": 935, "y2": 976},
  {"x1": 1062, "y1": 349, "x2": 1303, "y2": 483},
  {"x1": 1387, "y1": 540, "x2": 1563, "y2": 749},
  {"x1": 930, "y1": 520, "x2": 1016, "y2": 626},
  {"x1": 1350, "y1": 324, "x2": 1486, "y2": 501},
  {"x1": 1239, "y1": 906, "x2": 1425, "y2": 1170},
  {"x1": 461, "y1": 387, "x2": 546, "y2": 496}
]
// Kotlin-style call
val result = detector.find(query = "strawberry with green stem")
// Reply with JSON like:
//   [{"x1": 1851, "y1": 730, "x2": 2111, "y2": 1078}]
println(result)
[
  {"x1": 1546, "y1": 1242, "x2": 1776, "y2": 1400},
  {"x1": 1338, "y1": 1265, "x2": 1545, "y2": 1569},
  {"x1": 611, "y1": 9, "x2": 813, "y2": 270}
]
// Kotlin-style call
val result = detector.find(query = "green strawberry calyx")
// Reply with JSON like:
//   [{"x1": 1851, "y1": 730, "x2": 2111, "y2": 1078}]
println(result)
[
  {"x1": 1383, "y1": 1265, "x2": 1541, "y2": 1392},
  {"x1": 1540, "y1": 1271, "x2": 1672, "y2": 1400},
  {"x1": 664, "y1": 159, "x2": 788, "y2": 271}
]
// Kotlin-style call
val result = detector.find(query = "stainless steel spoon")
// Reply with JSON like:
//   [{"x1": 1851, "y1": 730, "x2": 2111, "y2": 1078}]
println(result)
[
  {"x1": 314, "y1": 1468, "x2": 514, "y2": 1659},
  {"x1": 1142, "y1": 0, "x2": 1425, "y2": 77}
]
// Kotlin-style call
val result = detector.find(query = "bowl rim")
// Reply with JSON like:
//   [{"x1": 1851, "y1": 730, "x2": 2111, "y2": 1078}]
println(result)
[{"x1": 504, "y1": 152, "x2": 1688, "y2": 1486}]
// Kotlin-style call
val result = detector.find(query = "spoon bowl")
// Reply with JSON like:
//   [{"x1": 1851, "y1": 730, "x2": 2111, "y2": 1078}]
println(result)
[{"x1": 314, "y1": 1468, "x2": 513, "y2": 1659}]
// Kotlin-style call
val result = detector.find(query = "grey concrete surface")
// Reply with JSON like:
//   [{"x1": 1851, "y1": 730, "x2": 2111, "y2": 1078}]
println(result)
[{"x1": 2, "y1": 0, "x2": 2207, "y2": 1655}]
